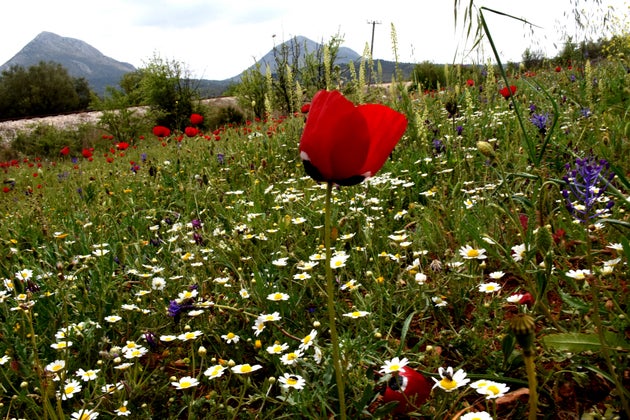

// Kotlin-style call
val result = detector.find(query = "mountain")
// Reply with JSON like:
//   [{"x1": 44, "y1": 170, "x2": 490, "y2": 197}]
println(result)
[
  {"x1": 232, "y1": 35, "x2": 414, "y2": 85},
  {"x1": 240, "y1": 35, "x2": 361, "y2": 76},
  {"x1": 0, "y1": 31, "x2": 136, "y2": 95}
]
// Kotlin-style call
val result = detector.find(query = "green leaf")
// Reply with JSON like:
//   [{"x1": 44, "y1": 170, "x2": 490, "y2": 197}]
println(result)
[
  {"x1": 398, "y1": 311, "x2": 416, "y2": 354},
  {"x1": 542, "y1": 332, "x2": 630, "y2": 353},
  {"x1": 558, "y1": 290, "x2": 590, "y2": 315}
]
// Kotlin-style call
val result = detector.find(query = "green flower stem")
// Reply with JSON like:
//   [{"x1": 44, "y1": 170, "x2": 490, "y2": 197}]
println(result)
[
  {"x1": 585, "y1": 240, "x2": 630, "y2": 418},
  {"x1": 523, "y1": 352, "x2": 538, "y2": 420},
  {"x1": 324, "y1": 182, "x2": 346, "y2": 420}
]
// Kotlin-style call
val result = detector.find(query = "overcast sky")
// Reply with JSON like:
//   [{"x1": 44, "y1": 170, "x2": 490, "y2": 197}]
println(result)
[{"x1": 1, "y1": 0, "x2": 626, "y2": 80}]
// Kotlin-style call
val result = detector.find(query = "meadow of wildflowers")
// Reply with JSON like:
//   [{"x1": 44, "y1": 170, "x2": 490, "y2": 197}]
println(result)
[{"x1": 0, "y1": 56, "x2": 628, "y2": 419}]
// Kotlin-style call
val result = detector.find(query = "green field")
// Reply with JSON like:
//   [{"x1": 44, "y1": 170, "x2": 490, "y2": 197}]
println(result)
[{"x1": 0, "y1": 51, "x2": 629, "y2": 419}]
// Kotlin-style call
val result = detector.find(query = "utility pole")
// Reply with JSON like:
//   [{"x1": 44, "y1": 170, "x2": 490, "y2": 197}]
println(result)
[{"x1": 367, "y1": 20, "x2": 381, "y2": 87}]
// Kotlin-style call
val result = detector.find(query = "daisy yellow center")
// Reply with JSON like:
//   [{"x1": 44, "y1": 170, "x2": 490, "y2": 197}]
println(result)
[
  {"x1": 184, "y1": 332, "x2": 196, "y2": 339},
  {"x1": 179, "y1": 380, "x2": 192, "y2": 388},
  {"x1": 240, "y1": 365, "x2": 252, "y2": 373},
  {"x1": 334, "y1": 261, "x2": 343, "y2": 267},
  {"x1": 77, "y1": 414, "x2": 91, "y2": 420},
  {"x1": 226, "y1": 333, "x2": 235, "y2": 339},
  {"x1": 390, "y1": 364, "x2": 400, "y2": 371},
  {"x1": 466, "y1": 249, "x2": 480, "y2": 258},
  {"x1": 575, "y1": 273, "x2": 585, "y2": 279},
  {"x1": 287, "y1": 376, "x2": 298, "y2": 385},
  {"x1": 118, "y1": 406, "x2": 128, "y2": 413},
  {"x1": 303, "y1": 336, "x2": 312, "y2": 344},
  {"x1": 273, "y1": 293, "x2": 283, "y2": 299},
  {"x1": 352, "y1": 311, "x2": 361, "y2": 317},
  {"x1": 287, "y1": 353, "x2": 298, "y2": 360},
  {"x1": 64, "y1": 385, "x2": 76, "y2": 394},
  {"x1": 51, "y1": 364, "x2": 63, "y2": 372},
  {"x1": 439, "y1": 377, "x2": 457, "y2": 390},
  {"x1": 486, "y1": 385, "x2": 500, "y2": 395}
]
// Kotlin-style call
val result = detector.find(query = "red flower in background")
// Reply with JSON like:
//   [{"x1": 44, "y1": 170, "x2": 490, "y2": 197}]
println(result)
[
  {"x1": 300, "y1": 103, "x2": 311, "y2": 113},
  {"x1": 466, "y1": 79, "x2": 475, "y2": 87},
  {"x1": 184, "y1": 127, "x2": 199, "y2": 137},
  {"x1": 381, "y1": 367, "x2": 432, "y2": 414},
  {"x1": 299, "y1": 90, "x2": 407, "y2": 186},
  {"x1": 60, "y1": 146, "x2": 70, "y2": 156},
  {"x1": 190, "y1": 113, "x2": 204, "y2": 125},
  {"x1": 499, "y1": 85, "x2": 517, "y2": 99},
  {"x1": 82, "y1": 148, "x2": 93, "y2": 159},
  {"x1": 152, "y1": 126, "x2": 171, "y2": 138},
  {"x1": 555, "y1": 66, "x2": 562, "y2": 72},
  {"x1": 116, "y1": 142, "x2": 129, "y2": 150}
]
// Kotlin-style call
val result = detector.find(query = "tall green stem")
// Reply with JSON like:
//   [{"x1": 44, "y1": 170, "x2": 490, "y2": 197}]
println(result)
[
  {"x1": 523, "y1": 353, "x2": 538, "y2": 420},
  {"x1": 324, "y1": 182, "x2": 346, "y2": 420}
]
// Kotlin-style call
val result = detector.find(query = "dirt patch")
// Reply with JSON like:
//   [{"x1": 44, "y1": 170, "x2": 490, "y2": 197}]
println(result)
[{"x1": 0, "y1": 97, "x2": 238, "y2": 143}]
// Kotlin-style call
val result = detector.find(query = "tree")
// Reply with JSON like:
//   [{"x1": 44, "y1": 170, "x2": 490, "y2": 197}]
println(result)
[
  {"x1": 0, "y1": 61, "x2": 92, "y2": 119},
  {"x1": 139, "y1": 55, "x2": 199, "y2": 130}
]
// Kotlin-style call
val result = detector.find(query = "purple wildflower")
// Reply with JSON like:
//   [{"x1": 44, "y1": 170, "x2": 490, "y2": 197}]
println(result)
[
  {"x1": 562, "y1": 156, "x2": 615, "y2": 222},
  {"x1": 530, "y1": 113, "x2": 550, "y2": 135},
  {"x1": 144, "y1": 331, "x2": 159, "y2": 350},
  {"x1": 217, "y1": 153, "x2": 225, "y2": 165},
  {"x1": 432, "y1": 139, "x2": 445, "y2": 155}
]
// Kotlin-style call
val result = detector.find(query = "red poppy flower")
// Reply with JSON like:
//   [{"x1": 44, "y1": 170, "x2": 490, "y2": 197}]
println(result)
[
  {"x1": 300, "y1": 103, "x2": 311, "y2": 113},
  {"x1": 152, "y1": 126, "x2": 171, "y2": 138},
  {"x1": 190, "y1": 113, "x2": 204, "y2": 125},
  {"x1": 299, "y1": 90, "x2": 407, "y2": 186},
  {"x1": 60, "y1": 146, "x2": 70, "y2": 156},
  {"x1": 184, "y1": 127, "x2": 199, "y2": 137},
  {"x1": 82, "y1": 148, "x2": 93, "y2": 159},
  {"x1": 555, "y1": 66, "x2": 562, "y2": 72},
  {"x1": 466, "y1": 79, "x2": 474, "y2": 87},
  {"x1": 381, "y1": 367, "x2": 432, "y2": 414},
  {"x1": 499, "y1": 85, "x2": 517, "y2": 99},
  {"x1": 116, "y1": 142, "x2": 129, "y2": 150}
]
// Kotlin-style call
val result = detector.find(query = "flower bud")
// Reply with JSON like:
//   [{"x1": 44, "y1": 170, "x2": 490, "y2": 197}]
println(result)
[
  {"x1": 536, "y1": 225, "x2": 553, "y2": 256},
  {"x1": 510, "y1": 313, "x2": 536, "y2": 356},
  {"x1": 476, "y1": 141, "x2": 496, "y2": 159}
]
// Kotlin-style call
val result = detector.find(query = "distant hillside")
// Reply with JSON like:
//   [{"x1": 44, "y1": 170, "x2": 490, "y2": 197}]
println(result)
[
  {"x1": 0, "y1": 32, "x2": 416, "y2": 100},
  {"x1": 0, "y1": 32, "x2": 136, "y2": 95}
]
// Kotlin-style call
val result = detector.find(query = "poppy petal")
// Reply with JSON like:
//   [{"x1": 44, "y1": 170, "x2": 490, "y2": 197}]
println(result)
[
  {"x1": 357, "y1": 104, "x2": 407, "y2": 177},
  {"x1": 299, "y1": 90, "x2": 370, "y2": 182}
]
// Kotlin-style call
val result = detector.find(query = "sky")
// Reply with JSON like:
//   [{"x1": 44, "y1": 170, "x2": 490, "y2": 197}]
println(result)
[{"x1": 1, "y1": 0, "x2": 627, "y2": 81}]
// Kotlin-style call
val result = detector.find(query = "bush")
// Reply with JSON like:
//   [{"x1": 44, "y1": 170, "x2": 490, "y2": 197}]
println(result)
[{"x1": 11, "y1": 123, "x2": 103, "y2": 158}]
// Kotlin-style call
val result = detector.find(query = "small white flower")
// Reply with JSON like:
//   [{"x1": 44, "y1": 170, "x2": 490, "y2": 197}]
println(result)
[
  {"x1": 221, "y1": 332, "x2": 240, "y2": 344},
  {"x1": 379, "y1": 357, "x2": 409, "y2": 374},
  {"x1": 278, "y1": 373, "x2": 306, "y2": 390},
  {"x1": 478, "y1": 282, "x2": 501, "y2": 293},
  {"x1": 330, "y1": 254, "x2": 349, "y2": 269},
  {"x1": 299, "y1": 329, "x2": 317, "y2": 350},
  {"x1": 565, "y1": 269, "x2": 591, "y2": 280},
  {"x1": 488, "y1": 271, "x2": 505, "y2": 280},
  {"x1": 204, "y1": 364, "x2": 226, "y2": 379},
  {"x1": 231, "y1": 364, "x2": 262, "y2": 374},
  {"x1": 432, "y1": 366, "x2": 470, "y2": 392},
  {"x1": 342, "y1": 310, "x2": 370, "y2": 318},
  {"x1": 171, "y1": 376, "x2": 199, "y2": 389}
]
